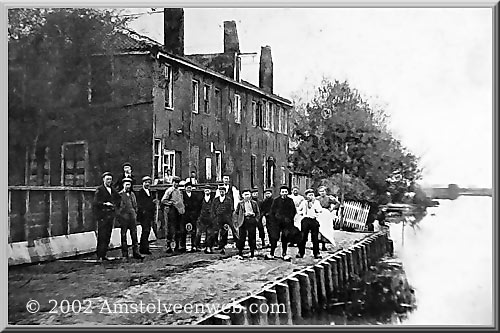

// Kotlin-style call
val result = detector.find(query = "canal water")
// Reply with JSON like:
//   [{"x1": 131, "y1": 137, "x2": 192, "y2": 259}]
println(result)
[
  {"x1": 396, "y1": 196, "x2": 493, "y2": 326},
  {"x1": 306, "y1": 196, "x2": 494, "y2": 326}
]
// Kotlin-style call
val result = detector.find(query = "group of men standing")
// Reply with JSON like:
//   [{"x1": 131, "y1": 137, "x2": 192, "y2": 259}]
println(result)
[{"x1": 93, "y1": 162, "x2": 340, "y2": 263}]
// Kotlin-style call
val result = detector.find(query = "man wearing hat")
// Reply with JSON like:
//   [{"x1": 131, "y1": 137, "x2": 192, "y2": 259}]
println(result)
[
  {"x1": 259, "y1": 189, "x2": 274, "y2": 249},
  {"x1": 195, "y1": 186, "x2": 217, "y2": 253},
  {"x1": 116, "y1": 162, "x2": 136, "y2": 192},
  {"x1": 94, "y1": 172, "x2": 121, "y2": 261},
  {"x1": 136, "y1": 176, "x2": 158, "y2": 255},
  {"x1": 211, "y1": 184, "x2": 235, "y2": 254},
  {"x1": 161, "y1": 176, "x2": 186, "y2": 253},
  {"x1": 182, "y1": 182, "x2": 202, "y2": 252},
  {"x1": 267, "y1": 186, "x2": 296, "y2": 261},
  {"x1": 290, "y1": 186, "x2": 305, "y2": 208},
  {"x1": 117, "y1": 178, "x2": 144, "y2": 259},
  {"x1": 252, "y1": 188, "x2": 267, "y2": 248},
  {"x1": 234, "y1": 189, "x2": 261, "y2": 259},
  {"x1": 297, "y1": 188, "x2": 323, "y2": 259}
]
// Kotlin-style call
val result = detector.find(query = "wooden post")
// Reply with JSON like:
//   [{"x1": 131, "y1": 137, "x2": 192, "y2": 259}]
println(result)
[
  {"x1": 321, "y1": 261, "x2": 334, "y2": 301},
  {"x1": 263, "y1": 289, "x2": 279, "y2": 325},
  {"x1": 296, "y1": 272, "x2": 312, "y2": 316},
  {"x1": 275, "y1": 283, "x2": 293, "y2": 325},
  {"x1": 314, "y1": 265, "x2": 327, "y2": 309},
  {"x1": 47, "y1": 191, "x2": 53, "y2": 237},
  {"x1": 212, "y1": 313, "x2": 231, "y2": 325},
  {"x1": 305, "y1": 269, "x2": 318, "y2": 310},
  {"x1": 227, "y1": 304, "x2": 248, "y2": 325},
  {"x1": 330, "y1": 257, "x2": 340, "y2": 295},
  {"x1": 286, "y1": 277, "x2": 302, "y2": 323},
  {"x1": 246, "y1": 296, "x2": 268, "y2": 325}
]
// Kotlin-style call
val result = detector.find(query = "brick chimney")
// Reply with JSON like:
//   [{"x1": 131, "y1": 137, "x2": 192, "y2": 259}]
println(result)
[
  {"x1": 223, "y1": 21, "x2": 240, "y2": 53},
  {"x1": 164, "y1": 8, "x2": 184, "y2": 56},
  {"x1": 259, "y1": 46, "x2": 273, "y2": 94}
]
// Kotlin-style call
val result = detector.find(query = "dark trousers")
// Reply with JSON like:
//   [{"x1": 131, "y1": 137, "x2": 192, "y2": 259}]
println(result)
[
  {"x1": 267, "y1": 217, "x2": 292, "y2": 256},
  {"x1": 257, "y1": 216, "x2": 266, "y2": 242},
  {"x1": 96, "y1": 214, "x2": 114, "y2": 259},
  {"x1": 299, "y1": 217, "x2": 320, "y2": 257},
  {"x1": 184, "y1": 213, "x2": 198, "y2": 248},
  {"x1": 165, "y1": 206, "x2": 186, "y2": 250},
  {"x1": 120, "y1": 213, "x2": 139, "y2": 256},
  {"x1": 139, "y1": 213, "x2": 153, "y2": 252},
  {"x1": 237, "y1": 217, "x2": 257, "y2": 255},
  {"x1": 217, "y1": 216, "x2": 236, "y2": 249},
  {"x1": 195, "y1": 216, "x2": 217, "y2": 248}
]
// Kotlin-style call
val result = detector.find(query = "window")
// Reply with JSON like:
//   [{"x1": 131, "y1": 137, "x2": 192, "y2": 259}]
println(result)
[
  {"x1": 270, "y1": 103, "x2": 276, "y2": 132},
  {"x1": 154, "y1": 139, "x2": 162, "y2": 179},
  {"x1": 215, "y1": 88, "x2": 222, "y2": 119},
  {"x1": 264, "y1": 101, "x2": 271, "y2": 130},
  {"x1": 90, "y1": 56, "x2": 112, "y2": 104},
  {"x1": 203, "y1": 85, "x2": 210, "y2": 114},
  {"x1": 252, "y1": 101, "x2": 257, "y2": 127},
  {"x1": 256, "y1": 102, "x2": 264, "y2": 128},
  {"x1": 61, "y1": 141, "x2": 87, "y2": 187},
  {"x1": 164, "y1": 65, "x2": 173, "y2": 108},
  {"x1": 205, "y1": 157, "x2": 212, "y2": 181},
  {"x1": 251, "y1": 155, "x2": 257, "y2": 188},
  {"x1": 192, "y1": 80, "x2": 199, "y2": 113},
  {"x1": 265, "y1": 157, "x2": 275, "y2": 189},
  {"x1": 261, "y1": 101, "x2": 268, "y2": 128},
  {"x1": 283, "y1": 109, "x2": 288, "y2": 134},
  {"x1": 163, "y1": 150, "x2": 176, "y2": 176},
  {"x1": 277, "y1": 106, "x2": 283, "y2": 133},
  {"x1": 234, "y1": 94, "x2": 241, "y2": 123},
  {"x1": 26, "y1": 146, "x2": 50, "y2": 186},
  {"x1": 281, "y1": 166, "x2": 286, "y2": 185},
  {"x1": 215, "y1": 151, "x2": 222, "y2": 182}
]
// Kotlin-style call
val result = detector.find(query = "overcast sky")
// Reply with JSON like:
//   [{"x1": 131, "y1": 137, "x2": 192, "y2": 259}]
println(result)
[{"x1": 126, "y1": 7, "x2": 493, "y2": 188}]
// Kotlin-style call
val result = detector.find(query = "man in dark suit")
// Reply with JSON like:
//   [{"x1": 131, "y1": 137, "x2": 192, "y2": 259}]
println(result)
[
  {"x1": 183, "y1": 182, "x2": 202, "y2": 252},
  {"x1": 115, "y1": 162, "x2": 136, "y2": 192},
  {"x1": 266, "y1": 186, "x2": 297, "y2": 261},
  {"x1": 117, "y1": 178, "x2": 144, "y2": 260},
  {"x1": 252, "y1": 188, "x2": 267, "y2": 248},
  {"x1": 136, "y1": 176, "x2": 158, "y2": 255},
  {"x1": 94, "y1": 172, "x2": 121, "y2": 261},
  {"x1": 195, "y1": 186, "x2": 217, "y2": 253},
  {"x1": 211, "y1": 185, "x2": 234, "y2": 254}
]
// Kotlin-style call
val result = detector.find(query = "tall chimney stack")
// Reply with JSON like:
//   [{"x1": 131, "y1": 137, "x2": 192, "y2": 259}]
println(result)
[
  {"x1": 223, "y1": 21, "x2": 240, "y2": 53},
  {"x1": 259, "y1": 46, "x2": 273, "y2": 94},
  {"x1": 164, "y1": 8, "x2": 184, "y2": 56}
]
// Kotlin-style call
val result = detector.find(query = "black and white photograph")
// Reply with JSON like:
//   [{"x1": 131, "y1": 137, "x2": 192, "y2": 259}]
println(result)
[{"x1": 4, "y1": 3, "x2": 496, "y2": 328}]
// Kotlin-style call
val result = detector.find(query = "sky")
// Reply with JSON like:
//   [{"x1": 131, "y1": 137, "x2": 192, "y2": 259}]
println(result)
[{"x1": 125, "y1": 7, "x2": 493, "y2": 188}]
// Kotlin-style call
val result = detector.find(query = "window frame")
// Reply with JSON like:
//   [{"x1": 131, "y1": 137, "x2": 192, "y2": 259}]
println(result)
[
  {"x1": 203, "y1": 84, "x2": 210, "y2": 114},
  {"x1": 234, "y1": 93, "x2": 241, "y2": 124},
  {"x1": 164, "y1": 64, "x2": 174, "y2": 109},
  {"x1": 215, "y1": 151, "x2": 222, "y2": 182},
  {"x1": 192, "y1": 80, "x2": 199, "y2": 113},
  {"x1": 60, "y1": 141, "x2": 88, "y2": 187}
]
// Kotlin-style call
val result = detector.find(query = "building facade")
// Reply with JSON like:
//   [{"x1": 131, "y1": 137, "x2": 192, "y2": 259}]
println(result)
[{"x1": 9, "y1": 9, "x2": 293, "y2": 195}]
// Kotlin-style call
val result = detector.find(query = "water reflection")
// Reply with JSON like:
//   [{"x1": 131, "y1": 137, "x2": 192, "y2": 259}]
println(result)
[{"x1": 392, "y1": 196, "x2": 493, "y2": 326}]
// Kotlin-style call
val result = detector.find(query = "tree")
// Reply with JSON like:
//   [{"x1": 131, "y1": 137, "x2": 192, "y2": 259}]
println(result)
[
  {"x1": 8, "y1": 8, "x2": 133, "y2": 184},
  {"x1": 289, "y1": 79, "x2": 422, "y2": 206}
]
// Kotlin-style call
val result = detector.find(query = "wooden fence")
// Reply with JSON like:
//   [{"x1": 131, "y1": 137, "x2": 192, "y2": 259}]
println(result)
[{"x1": 334, "y1": 201, "x2": 370, "y2": 231}]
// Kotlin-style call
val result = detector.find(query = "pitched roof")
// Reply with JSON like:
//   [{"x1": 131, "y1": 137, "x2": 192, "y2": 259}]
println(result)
[{"x1": 106, "y1": 28, "x2": 292, "y2": 106}]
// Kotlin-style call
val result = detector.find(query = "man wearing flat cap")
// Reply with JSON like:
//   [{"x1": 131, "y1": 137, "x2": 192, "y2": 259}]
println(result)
[
  {"x1": 115, "y1": 162, "x2": 136, "y2": 192},
  {"x1": 161, "y1": 176, "x2": 186, "y2": 253},
  {"x1": 211, "y1": 184, "x2": 235, "y2": 254},
  {"x1": 297, "y1": 188, "x2": 323, "y2": 259},
  {"x1": 136, "y1": 176, "x2": 158, "y2": 255},
  {"x1": 267, "y1": 186, "x2": 296, "y2": 261},
  {"x1": 94, "y1": 172, "x2": 121, "y2": 261},
  {"x1": 117, "y1": 178, "x2": 144, "y2": 259},
  {"x1": 183, "y1": 182, "x2": 202, "y2": 252}
]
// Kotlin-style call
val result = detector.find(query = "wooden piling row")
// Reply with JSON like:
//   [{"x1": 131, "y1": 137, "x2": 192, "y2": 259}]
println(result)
[{"x1": 195, "y1": 231, "x2": 392, "y2": 325}]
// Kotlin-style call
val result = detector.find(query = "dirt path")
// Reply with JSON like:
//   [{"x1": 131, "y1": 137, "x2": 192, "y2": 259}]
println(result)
[{"x1": 9, "y1": 231, "x2": 369, "y2": 325}]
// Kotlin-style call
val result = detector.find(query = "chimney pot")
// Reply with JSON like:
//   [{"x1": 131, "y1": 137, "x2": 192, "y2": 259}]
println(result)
[
  {"x1": 164, "y1": 8, "x2": 184, "y2": 56},
  {"x1": 259, "y1": 46, "x2": 273, "y2": 94},
  {"x1": 224, "y1": 21, "x2": 240, "y2": 53}
]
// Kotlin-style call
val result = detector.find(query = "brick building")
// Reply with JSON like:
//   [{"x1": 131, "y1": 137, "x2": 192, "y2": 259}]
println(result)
[{"x1": 9, "y1": 9, "x2": 293, "y2": 194}]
